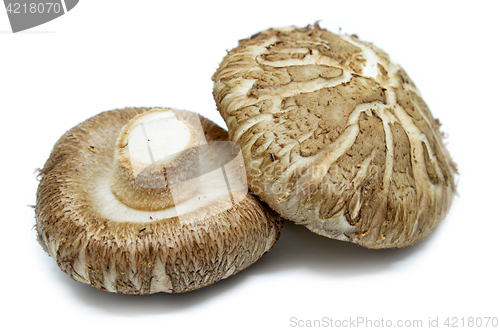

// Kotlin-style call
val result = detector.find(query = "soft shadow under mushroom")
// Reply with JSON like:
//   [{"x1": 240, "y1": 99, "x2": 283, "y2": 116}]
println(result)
[
  {"x1": 64, "y1": 264, "x2": 255, "y2": 316},
  {"x1": 246, "y1": 221, "x2": 434, "y2": 278}
]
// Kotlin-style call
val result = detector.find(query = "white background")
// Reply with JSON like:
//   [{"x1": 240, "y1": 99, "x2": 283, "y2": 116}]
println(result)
[{"x1": 2, "y1": 1, "x2": 499, "y2": 330}]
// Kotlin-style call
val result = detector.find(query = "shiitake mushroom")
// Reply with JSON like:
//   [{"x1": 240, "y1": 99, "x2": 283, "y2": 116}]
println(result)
[
  {"x1": 212, "y1": 24, "x2": 457, "y2": 248},
  {"x1": 35, "y1": 107, "x2": 282, "y2": 294}
]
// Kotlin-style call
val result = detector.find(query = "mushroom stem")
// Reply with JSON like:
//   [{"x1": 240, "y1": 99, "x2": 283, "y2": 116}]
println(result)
[{"x1": 111, "y1": 108, "x2": 200, "y2": 211}]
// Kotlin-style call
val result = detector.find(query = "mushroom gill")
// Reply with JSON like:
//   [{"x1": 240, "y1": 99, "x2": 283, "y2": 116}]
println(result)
[{"x1": 35, "y1": 107, "x2": 283, "y2": 294}]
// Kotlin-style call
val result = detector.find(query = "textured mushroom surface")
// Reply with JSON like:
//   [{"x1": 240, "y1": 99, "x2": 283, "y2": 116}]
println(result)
[
  {"x1": 213, "y1": 25, "x2": 457, "y2": 248},
  {"x1": 35, "y1": 107, "x2": 282, "y2": 294}
]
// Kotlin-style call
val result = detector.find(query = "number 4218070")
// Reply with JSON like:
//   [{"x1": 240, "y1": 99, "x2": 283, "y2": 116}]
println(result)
[
  {"x1": 5, "y1": 2, "x2": 62, "y2": 14},
  {"x1": 444, "y1": 317, "x2": 498, "y2": 328}
]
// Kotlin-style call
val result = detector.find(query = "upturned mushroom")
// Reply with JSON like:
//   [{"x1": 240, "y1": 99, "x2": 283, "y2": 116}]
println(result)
[
  {"x1": 212, "y1": 24, "x2": 457, "y2": 248},
  {"x1": 35, "y1": 107, "x2": 283, "y2": 294}
]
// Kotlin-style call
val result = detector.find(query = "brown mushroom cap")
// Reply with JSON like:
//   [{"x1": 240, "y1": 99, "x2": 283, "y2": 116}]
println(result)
[
  {"x1": 212, "y1": 25, "x2": 457, "y2": 248},
  {"x1": 35, "y1": 107, "x2": 282, "y2": 294}
]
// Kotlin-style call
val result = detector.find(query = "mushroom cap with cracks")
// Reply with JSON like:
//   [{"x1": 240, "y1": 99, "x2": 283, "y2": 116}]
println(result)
[
  {"x1": 35, "y1": 107, "x2": 283, "y2": 294},
  {"x1": 212, "y1": 25, "x2": 457, "y2": 248}
]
